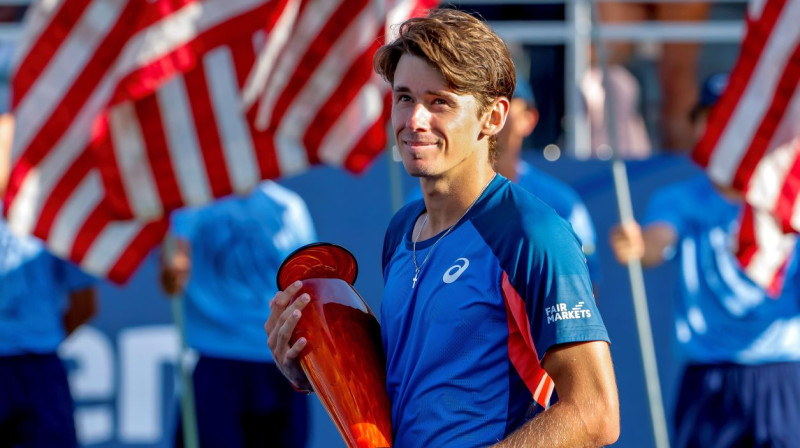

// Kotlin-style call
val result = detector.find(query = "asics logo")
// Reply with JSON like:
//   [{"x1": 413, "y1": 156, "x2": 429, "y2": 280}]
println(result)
[{"x1": 443, "y1": 258, "x2": 470, "y2": 283}]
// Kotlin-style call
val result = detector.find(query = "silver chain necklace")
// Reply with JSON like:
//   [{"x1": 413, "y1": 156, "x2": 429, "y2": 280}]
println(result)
[{"x1": 411, "y1": 173, "x2": 496, "y2": 288}]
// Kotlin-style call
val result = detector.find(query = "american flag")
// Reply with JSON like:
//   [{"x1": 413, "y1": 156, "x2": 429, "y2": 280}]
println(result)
[
  {"x1": 693, "y1": 0, "x2": 800, "y2": 295},
  {"x1": 3, "y1": 0, "x2": 435, "y2": 283}
]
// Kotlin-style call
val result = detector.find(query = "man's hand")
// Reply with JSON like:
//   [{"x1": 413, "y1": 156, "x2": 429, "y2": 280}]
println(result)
[
  {"x1": 159, "y1": 238, "x2": 191, "y2": 296},
  {"x1": 63, "y1": 288, "x2": 97, "y2": 336},
  {"x1": 609, "y1": 220, "x2": 645, "y2": 264},
  {"x1": 610, "y1": 220, "x2": 678, "y2": 268},
  {"x1": 265, "y1": 280, "x2": 313, "y2": 391}
]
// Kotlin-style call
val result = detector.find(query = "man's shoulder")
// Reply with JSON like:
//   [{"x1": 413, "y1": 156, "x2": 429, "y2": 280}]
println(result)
[
  {"x1": 653, "y1": 174, "x2": 711, "y2": 199},
  {"x1": 475, "y1": 181, "x2": 570, "y2": 245},
  {"x1": 258, "y1": 181, "x2": 306, "y2": 207}
]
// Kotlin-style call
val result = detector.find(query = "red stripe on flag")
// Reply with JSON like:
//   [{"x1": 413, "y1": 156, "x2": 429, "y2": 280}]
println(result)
[
  {"x1": 12, "y1": 0, "x2": 93, "y2": 108},
  {"x1": 303, "y1": 39, "x2": 382, "y2": 164},
  {"x1": 69, "y1": 204, "x2": 108, "y2": 263},
  {"x1": 500, "y1": 271, "x2": 550, "y2": 408},
  {"x1": 92, "y1": 116, "x2": 134, "y2": 219},
  {"x1": 731, "y1": 41, "x2": 800, "y2": 191},
  {"x1": 692, "y1": 0, "x2": 787, "y2": 168},
  {"x1": 342, "y1": 105, "x2": 390, "y2": 173},
  {"x1": 736, "y1": 205, "x2": 758, "y2": 267},
  {"x1": 183, "y1": 63, "x2": 232, "y2": 198},
  {"x1": 775, "y1": 139, "x2": 800, "y2": 224},
  {"x1": 232, "y1": 38, "x2": 282, "y2": 180},
  {"x1": 135, "y1": 96, "x2": 182, "y2": 209},
  {"x1": 32, "y1": 150, "x2": 94, "y2": 240}
]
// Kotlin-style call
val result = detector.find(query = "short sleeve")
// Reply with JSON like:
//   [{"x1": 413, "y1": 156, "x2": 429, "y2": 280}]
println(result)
[
  {"x1": 520, "y1": 214, "x2": 609, "y2": 355},
  {"x1": 643, "y1": 186, "x2": 686, "y2": 236}
]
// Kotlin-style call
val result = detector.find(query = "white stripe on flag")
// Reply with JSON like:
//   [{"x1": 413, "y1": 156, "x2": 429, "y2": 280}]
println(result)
[
  {"x1": 109, "y1": 102, "x2": 164, "y2": 219},
  {"x1": 745, "y1": 208, "x2": 797, "y2": 288},
  {"x1": 157, "y1": 76, "x2": 213, "y2": 206},
  {"x1": 746, "y1": 131, "x2": 799, "y2": 211},
  {"x1": 205, "y1": 47, "x2": 261, "y2": 194},
  {"x1": 82, "y1": 220, "x2": 144, "y2": 276},
  {"x1": 48, "y1": 172, "x2": 103, "y2": 256}
]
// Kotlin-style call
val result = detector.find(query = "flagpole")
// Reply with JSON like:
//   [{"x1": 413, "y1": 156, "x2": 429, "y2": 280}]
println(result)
[
  {"x1": 163, "y1": 235, "x2": 200, "y2": 448},
  {"x1": 585, "y1": 1, "x2": 670, "y2": 447}
]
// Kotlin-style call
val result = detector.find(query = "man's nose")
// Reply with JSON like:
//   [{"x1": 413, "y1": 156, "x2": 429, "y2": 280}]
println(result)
[{"x1": 407, "y1": 104, "x2": 431, "y2": 131}]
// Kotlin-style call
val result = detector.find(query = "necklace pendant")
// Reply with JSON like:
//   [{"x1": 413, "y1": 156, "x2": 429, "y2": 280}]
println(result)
[{"x1": 412, "y1": 272, "x2": 418, "y2": 288}]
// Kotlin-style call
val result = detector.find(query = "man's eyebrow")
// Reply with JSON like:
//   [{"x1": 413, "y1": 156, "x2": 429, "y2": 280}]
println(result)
[{"x1": 393, "y1": 85, "x2": 457, "y2": 97}]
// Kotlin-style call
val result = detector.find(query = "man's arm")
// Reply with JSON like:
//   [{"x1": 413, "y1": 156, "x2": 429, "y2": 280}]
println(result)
[
  {"x1": 63, "y1": 288, "x2": 98, "y2": 336},
  {"x1": 493, "y1": 341, "x2": 619, "y2": 448}
]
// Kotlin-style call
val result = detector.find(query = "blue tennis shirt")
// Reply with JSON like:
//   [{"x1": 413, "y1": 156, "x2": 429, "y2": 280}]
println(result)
[
  {"x1": 381, "y1": 175, "x2": 608, "y2": 447},
  {"x1": 516, "y1": 160, "x2": 600, "y2": 282}
]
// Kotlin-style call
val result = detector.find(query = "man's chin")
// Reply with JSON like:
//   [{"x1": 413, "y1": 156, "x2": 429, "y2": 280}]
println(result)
[{"x1": 402, "y1": 160, "x2": 431, "y2": 178}]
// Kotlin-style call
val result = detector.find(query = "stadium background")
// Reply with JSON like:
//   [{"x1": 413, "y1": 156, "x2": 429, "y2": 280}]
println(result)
[{"x1": 3, "y1": 0, "x2": 748, "y2": 446}]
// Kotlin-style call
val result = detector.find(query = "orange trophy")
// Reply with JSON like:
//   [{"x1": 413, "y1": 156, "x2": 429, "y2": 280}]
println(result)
[{"x1": 276, "y1": 243, "x2": 392, "y2": 448}]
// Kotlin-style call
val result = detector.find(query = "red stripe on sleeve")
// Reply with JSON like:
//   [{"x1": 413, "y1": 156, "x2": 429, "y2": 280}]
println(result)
[{"x1": 500, "y1": 271, "x2": 551, "y2": 409}]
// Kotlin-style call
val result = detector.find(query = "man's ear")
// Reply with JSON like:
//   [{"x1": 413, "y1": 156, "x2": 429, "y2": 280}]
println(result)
[{"x1": 481, "y1": 97, "x2": 510, "y2": 137}]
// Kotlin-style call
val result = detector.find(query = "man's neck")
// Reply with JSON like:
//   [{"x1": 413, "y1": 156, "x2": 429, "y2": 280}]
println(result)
[{"x1": 418, "y1": 164, "x2": 496, "y2": 239}]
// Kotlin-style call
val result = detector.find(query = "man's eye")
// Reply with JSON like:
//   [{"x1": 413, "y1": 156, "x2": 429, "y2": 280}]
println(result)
[{"x1": 396, "y1": 94, "x2": 412, "y2": 102}]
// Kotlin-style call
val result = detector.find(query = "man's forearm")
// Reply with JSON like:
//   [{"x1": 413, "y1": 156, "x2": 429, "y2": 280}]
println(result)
[{"x1": 492, "y1": 399, "x2": 618, "y2": 448}]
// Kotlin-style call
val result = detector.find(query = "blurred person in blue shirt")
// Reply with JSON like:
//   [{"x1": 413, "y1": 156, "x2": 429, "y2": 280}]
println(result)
[
  {"x1": 0, "y1": 114, "x2": 99, "y2": 448},
  {"x1": 610, "y1": 73, "x2": 800, "y2": 447},
  {"x1": 160, "y1": 181, "x2": 316, "y2": 448}
]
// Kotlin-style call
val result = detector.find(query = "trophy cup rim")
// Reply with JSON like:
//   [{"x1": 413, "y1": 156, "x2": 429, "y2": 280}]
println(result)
[{"x1": 276, "y1": 242, "x2": 359, "y2": 290}]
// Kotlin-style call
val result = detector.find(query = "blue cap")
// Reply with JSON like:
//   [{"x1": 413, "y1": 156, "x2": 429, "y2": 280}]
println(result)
[
  {"x1": 698, "y1": 72, "x2": 728, "y2": 108},
  {"x1": 514, "y1": 72, "x2": 536, "y2": 107}
]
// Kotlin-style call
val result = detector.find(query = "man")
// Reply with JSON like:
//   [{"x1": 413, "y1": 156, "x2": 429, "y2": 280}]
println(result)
[
  {"x1": 0, "y1": 113, "x2": 98, "y2": 447},
  {"x1": 494, "y1": 74, "x2": 602, "y2": 286},
  {"x1": 267, "y1": 9, "x2": 619, "y2": 447},
  {"x1": 610, "y1": 73, "x2": 800, "y2": 447},
  {"x1": 160, "y1": 181, "x2": 316, "y2": 448}
]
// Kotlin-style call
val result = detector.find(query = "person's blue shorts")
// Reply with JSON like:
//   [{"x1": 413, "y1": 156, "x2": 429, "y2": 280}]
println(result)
[
  {"x1": 674, "y1": 362, "x2": 800, "y2": 448},
  {"x1": 0, "y1": 353, "x2": 77, "y2": 448},
  {"x1": 175, "y1": 355, "x2": 308, "y2": 448}
]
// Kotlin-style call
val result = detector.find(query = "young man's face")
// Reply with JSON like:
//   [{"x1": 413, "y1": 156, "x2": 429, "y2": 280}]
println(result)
[{"x1": 391, "y1": 54, "x2": 492, "y2": 179}]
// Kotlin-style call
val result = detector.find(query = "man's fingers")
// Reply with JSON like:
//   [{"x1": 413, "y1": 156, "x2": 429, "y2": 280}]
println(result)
[
  {"x1": 266, "y1": 281, "x2": 303, "y2": 332},
  {"x1": 286, "y1": 337, "x2": 307, "y2": 360}
]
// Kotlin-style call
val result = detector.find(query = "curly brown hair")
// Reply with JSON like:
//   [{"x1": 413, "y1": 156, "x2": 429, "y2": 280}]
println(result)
[{"x1": 374, "y1": 8, "x2": 516, "y2": 162}]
